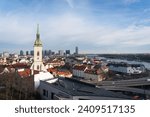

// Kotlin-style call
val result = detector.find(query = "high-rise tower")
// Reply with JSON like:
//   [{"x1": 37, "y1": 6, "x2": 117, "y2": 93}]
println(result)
[
  {"x1": 75, "y1": 46, "x2": 78, "y2": 55},
  {"x1": 31, "y1": 24, "x2": 46, "y2": 72}
]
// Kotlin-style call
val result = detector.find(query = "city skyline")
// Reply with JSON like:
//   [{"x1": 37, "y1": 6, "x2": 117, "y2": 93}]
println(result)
[{"x1": 0, "y1": 0, "x2": 150, "y2": 53}]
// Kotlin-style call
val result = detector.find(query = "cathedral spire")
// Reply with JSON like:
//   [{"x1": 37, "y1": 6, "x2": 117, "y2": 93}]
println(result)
[
  {"x1": 37, "y1": 24, "x2": 39, "y2": 35},
  {"x1": 34, "y1": 24, "x2": 42, "y2": 47},
  {"x1": 36, "y1": 24, "x2": 40, "y2": 39}
]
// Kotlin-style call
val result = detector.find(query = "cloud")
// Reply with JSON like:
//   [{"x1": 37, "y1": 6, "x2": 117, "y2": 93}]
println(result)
[
  {"x1": 0, "y1": 0, "x2": 149, "y2": 53},
  {"x1": 144, "y1": 8, "x2": 150, "y2": 13},
  {"x1": 0, "y1": 12, "x2": 150, "y2": 53},
  {"x1": 65, "y1": 0, "x2": 74, "y2": 8},
  {"x1": 123, "y1": 0, "x2": 140, "y2": 5},
  {"x1": 41, "y1": 14, "x2": 150, "y2": 52}
]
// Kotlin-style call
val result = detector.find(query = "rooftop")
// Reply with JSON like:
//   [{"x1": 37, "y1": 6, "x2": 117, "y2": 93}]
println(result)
[
  {"x1": 73, "y1": 65, "x2": 87, "y2": 71},
  {"x1": 84, "y1": 69, "x2": 99, "y2": 75},
  {"x1": 18, "y1": 69, "x2": 31, "y2": 78},
  {"x1": 41, "y1": 78, "x2": 131, "y2": 99},
  {"x1": 11, "y1": 63, "x2": 30, "y2": 69}
]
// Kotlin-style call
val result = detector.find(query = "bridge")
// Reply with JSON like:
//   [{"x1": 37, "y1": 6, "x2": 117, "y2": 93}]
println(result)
[
  {"x1": 96, "y1": 77, "x2": 150, "y2": 87},
  {"x1": 95, "y1": 77, "x2": 150, "y2": 97},
  {"x1": 97, "y1": 86, "x2": 150, "y2": 95}
]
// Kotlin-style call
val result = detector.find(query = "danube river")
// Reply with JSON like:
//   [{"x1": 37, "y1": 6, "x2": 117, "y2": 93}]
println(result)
[
  {"x1": 105, "y1": 58, "x2": 150, "y2": 70},
  {"x1": 87, "y1": 54, "x2": 150, "y2": 70}
]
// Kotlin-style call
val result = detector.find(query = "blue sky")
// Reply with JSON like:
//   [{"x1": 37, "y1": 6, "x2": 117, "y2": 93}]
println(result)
[{"x1": 0, "y1": 0, "x2": 150, "y2": 53}]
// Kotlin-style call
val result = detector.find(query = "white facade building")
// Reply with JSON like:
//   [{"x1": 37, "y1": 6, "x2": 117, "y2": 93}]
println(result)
[
  {"x1": 72, "y1": 65, "x2": 87, "y2": 78},
  {"x1": 72, "y1": 65, "x2": 106, "y2": 81},
  {"x1": 108, "y1": 62, "x2": 146, "y2": 74},
  {"x1": 84, "y1": 69, "x2": 104, "y2": 81}
]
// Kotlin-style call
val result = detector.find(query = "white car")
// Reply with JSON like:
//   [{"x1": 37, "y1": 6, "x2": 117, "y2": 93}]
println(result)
[{"x1": 147, "y1": 79, "x2": 150, "y2": 82}]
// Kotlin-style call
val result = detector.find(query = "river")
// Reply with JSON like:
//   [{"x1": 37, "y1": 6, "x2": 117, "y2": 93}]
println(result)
[{"x1": 86, "y1": 54, "x2": 150, "y2": 70}]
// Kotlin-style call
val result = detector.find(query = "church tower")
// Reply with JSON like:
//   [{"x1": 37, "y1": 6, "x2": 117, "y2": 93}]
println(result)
[{"x1": 31, "y1": 24, "x2": 46, "y2": 72}]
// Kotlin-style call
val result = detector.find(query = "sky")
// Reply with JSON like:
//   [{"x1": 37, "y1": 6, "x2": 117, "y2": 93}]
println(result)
[{"x1": 0, "y1": 0, "x2": 150, "y2": 54}]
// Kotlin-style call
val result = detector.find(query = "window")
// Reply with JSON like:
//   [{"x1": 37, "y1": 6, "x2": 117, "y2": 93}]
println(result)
[
  {"x1": 37, "y1": 51, "x2": 39, "y2": 56},
  {"x1": 37, "y1": 65, "x2": 39, "y2": 70},
  {"x1": 43, "y1": 89, "x2": 48, "y2": 97},
  {"x1": 51, "y1": 92, "x2": 55, "y2": 99}
]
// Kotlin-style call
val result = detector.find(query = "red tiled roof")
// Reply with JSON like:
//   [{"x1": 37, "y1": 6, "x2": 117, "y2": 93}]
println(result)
[
  {"x1": 84, "y1": 69, "x2": 98, "y2": 75},
  {"x1": 12, "y1": 63, "x2": 30, "y2": 69},
  {"x1": 18, "y1": 69, "x2": 31, "y2": 77},
  {"x1": 73, "y1": 65, "x2": 87, "y2": 71},
  {"x1": 84, "y1": 68, "x2": 104, "y2": 75},
  {"x1": 57, "y1": 71, "x2": 72, "y2": 75},
  {"x1": 47, "y1": 68, "x2": 57, "y2": 73},
  {"x1": 47, "y1": 68, "x2": 72, "y2": 77}
]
